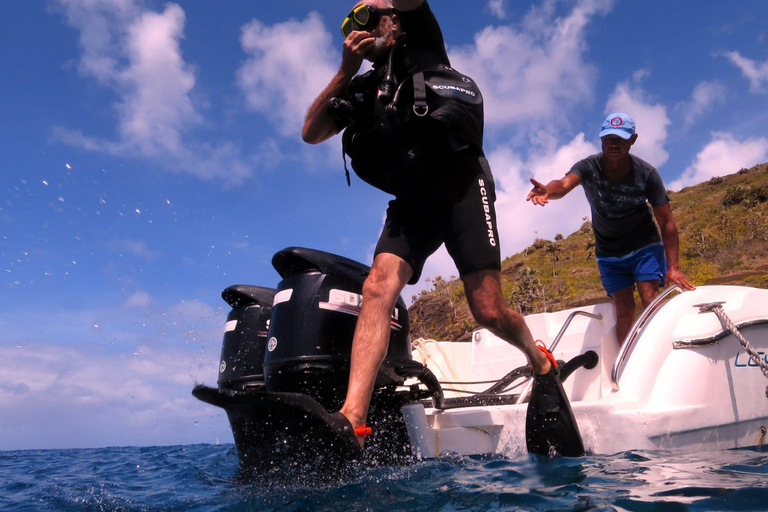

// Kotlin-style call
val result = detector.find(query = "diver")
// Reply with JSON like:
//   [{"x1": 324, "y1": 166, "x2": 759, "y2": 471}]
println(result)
[{"x1": 302, "y1": 0, "x2": 584, "y2": 457}]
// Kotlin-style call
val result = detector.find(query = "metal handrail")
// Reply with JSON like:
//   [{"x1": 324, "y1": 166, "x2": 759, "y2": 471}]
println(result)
[
  {"x1": 548, "y1": 310, "x2": 603, "y2": 353},
  {"x1": 610, "y1": 285, "x2": 682, "y2": 392},
  {"x1": 515, "y1": 309, "x2": 603, "y2": 404}
]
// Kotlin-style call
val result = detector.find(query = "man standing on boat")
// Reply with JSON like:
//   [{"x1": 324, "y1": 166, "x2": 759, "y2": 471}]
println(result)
[
  {"x1": 302, "y1": 0, "x2": 584, "y2": 456},
  {"x1": 526, "y1": 112, "x2": 695, "y2": 345}
]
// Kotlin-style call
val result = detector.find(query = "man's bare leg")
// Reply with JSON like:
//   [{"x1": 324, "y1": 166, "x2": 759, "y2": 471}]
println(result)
[
  {"x1": 462, "y1": 268, "x2": 550, "y2": 375},
  {"x1": 612, "y1": 286, "x2": 636, "y2": 345},
  {"x1": 339, "y1": 253, "x2": 412, "y2": 437},
  {"x1": 636, "y1": 280, "x2": 660, "y2": 309},
  {"x1": 614, "y1": 280, "x2": 660, "y2": 345},
  {"x1": 462, "y1": 269, "x2": 585, "y2": 455}
]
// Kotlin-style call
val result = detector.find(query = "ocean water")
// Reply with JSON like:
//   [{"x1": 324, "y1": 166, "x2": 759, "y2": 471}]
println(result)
[{"x1": 1, "y1": 444, "x2": 767, "y2": 512}]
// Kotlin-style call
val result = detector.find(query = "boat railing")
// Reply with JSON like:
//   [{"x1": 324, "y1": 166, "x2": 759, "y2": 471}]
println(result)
[
  {"x1": 548, "y1": 310, "x2": 604, "y2": 353},
  {"x1": 610, "y1": 285, "x2": 682, "y2": 392},
  {"x1": 515, "y1": 309, "x2": 603, "y2": 404}
]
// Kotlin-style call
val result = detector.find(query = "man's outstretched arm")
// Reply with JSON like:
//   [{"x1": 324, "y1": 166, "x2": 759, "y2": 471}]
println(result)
[{"x1": 526, "y1": 174, "x2": 581, "y2": 206}]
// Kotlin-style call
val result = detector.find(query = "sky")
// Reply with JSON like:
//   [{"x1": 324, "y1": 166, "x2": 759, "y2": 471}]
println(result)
[{"x1": 2, "y1": 0, "x2": 768, "y2": 451}]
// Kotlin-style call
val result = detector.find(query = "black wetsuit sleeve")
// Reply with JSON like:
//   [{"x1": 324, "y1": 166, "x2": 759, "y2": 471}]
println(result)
[{"x1": 397, "y1": 1, "x2": 450, "y2": 67}]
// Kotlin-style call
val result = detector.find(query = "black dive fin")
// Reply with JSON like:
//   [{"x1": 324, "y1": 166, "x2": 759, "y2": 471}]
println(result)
[
  {"x1": 525, "y1": 366, "x2": 585, "y2": 457},
  {"x1": 192, "y1": 385, "x2": 362, "y2": 470}
]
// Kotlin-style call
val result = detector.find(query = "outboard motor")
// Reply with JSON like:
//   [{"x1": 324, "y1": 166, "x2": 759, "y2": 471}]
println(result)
[
  {"x1": 193, "y1": 247, "x2": 427, "y2": 471},
  {"x1": 263, "y1": 247, "x2": 412, "y2": 411},
  {"x1": 216, "y1": 285, "x2": 276, "y2": 391}
]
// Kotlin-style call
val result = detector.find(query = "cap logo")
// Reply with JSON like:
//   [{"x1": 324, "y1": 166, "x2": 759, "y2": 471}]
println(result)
[{"x1": 609, "y1": 117, "x2": 624, "y2": 127}]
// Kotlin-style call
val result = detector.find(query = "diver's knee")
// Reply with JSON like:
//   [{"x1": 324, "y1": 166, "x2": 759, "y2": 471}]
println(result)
[
  {"x1": 471, "y1": 304, "x2": 509, "y2": 331},
  {"x1": 362, "y1": 268, "x2": 399, "y2": 305}
]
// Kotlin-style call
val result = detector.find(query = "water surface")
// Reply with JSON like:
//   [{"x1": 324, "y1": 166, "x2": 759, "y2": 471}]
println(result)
[{"x1": 1, "y1": 444, "x2": 766, "y2": 511}]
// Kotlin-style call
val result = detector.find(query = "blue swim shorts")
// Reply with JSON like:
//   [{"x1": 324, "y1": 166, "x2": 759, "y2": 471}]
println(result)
[{"x1": 596, "y1": 243, "x2": 667, "y2": 296}]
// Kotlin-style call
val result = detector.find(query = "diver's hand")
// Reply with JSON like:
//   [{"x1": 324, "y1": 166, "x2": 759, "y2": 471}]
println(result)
[
  {"x1": 341, "y1": 31, "x2": 374, "y2": 76},
  {"x1": 527, "y1": 178, "x2": 550, "y2": 206},
  {"x1": 666, "y1": 267, "x2": 695, "y2": 291}
]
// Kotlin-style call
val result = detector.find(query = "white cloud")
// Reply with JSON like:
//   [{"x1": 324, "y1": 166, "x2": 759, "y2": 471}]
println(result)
[
  {"x1": 674, "y1": 81, "x2": 728, "y2": 129},
  {"x1": 56, "y1": 0, "x2": 140, "y2": 83},
  {"x1": 237, "y1": 13, "x2": 339, "y2": 138},
  {"x1": 669, "y1": 133, "x2": 768, "y2": 191},
  {"x1": 604, "y1": 74, "x2": 670, "y2": 168},
  {"x1": 123, "y1": 291, "x2": 151, "y2": 308},
  {"x1": 449, "y1": 0, "x2": 613, "y2": 133},
  {"x1": 0, "y1": 299, "x2": 228, "y2": 450},
  {"x1": 720, "y1": 50, "x2": 768, "y2": 92},
  {"x1": 486, "y1": 0, "x2": 507, "y2": 20},
  {"x1": 0, "y1": 341, "x2": 227, "y2": 449},
  {"x1": 492, "y1": 134, "x2": 595, "y2": 255},
  {"x1": 118, "y1": 5, "x2": 200, "y2": 155},
  {"x1": 55, "y1": 0, "x2": 254, "y2": 183}
]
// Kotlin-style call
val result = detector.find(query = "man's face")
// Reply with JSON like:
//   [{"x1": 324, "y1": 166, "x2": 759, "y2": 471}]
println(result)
[
  {"x1": 366, "y1": 14, "x2": 396, "y2": 61},
  {"x1": 601, "y1": 135, "x2": 634, "y2": 162},
  {"x1": 345, "y1": 2, "x2": 397, "y2": 61}
]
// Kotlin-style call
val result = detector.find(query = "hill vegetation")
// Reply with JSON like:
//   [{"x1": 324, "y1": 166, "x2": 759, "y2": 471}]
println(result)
[{"x1": 408, "y1": 162, "x2": 768, "y2": 341}]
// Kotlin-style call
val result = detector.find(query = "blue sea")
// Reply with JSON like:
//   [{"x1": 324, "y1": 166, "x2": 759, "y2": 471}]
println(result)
[{"x1": 1, "y1": 444, "x2": 767, "y2": 512}]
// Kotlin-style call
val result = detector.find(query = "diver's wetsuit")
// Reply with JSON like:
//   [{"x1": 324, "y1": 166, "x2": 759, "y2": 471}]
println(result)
[{"x1": 339, "y1": 1, "x2": 500, "y2": 284}]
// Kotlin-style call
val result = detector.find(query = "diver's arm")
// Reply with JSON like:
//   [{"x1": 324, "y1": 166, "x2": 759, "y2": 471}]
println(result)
[
  {"x1": 526, "y1": 174, "x2": 581, "y2": 206},
  {"x1": 653, "y1": 203, "x2": 695, "y2": 291},
  {"x1": 302, "y1": 31, "x2": 374, "y2": 144},
  {"x1": 302, "y1": 71, "x2": 351, "y2": 144},
  {"x1": 393, "y1": 0, "x2": 423, "y2": 11}
]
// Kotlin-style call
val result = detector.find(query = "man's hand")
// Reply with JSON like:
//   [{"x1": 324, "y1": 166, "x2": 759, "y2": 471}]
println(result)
[
  {"x1": 666, "y1": 267, "x2": 695, "y2": 291},
  {"x1": 341, "y1": 31, "x2": 375, "y2": 76},
  {"x1": 526, "y1": 178, "x2": 550, "y2": 206}
]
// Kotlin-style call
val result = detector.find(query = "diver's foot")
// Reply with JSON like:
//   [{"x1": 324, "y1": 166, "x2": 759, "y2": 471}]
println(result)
[
  {"x1": 525, "y1": 346, "x2": 585, "y2": 457},
  {"x1": 330, "y1": 412, "x2": 369, "y2": 449},
  {"x1": 532, "y1": 340, "x2": 556, "y2": 375}
]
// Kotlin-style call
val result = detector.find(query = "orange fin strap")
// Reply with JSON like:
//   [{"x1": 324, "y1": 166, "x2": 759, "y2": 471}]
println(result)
[
  {"x1": 354, "y1": 425, "x2": 372, "y2": 437},
  {"x1": 535, "y1": 340, "x2": 558, "y2": 368}
]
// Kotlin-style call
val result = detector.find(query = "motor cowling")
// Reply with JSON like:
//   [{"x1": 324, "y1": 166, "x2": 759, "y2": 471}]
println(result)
[
  {"x1": 217, "y1": 285, "x2": 276, "y2": 391},
  {"x1": 263, "y1": 247, "x2": 412, "y2": 410}
]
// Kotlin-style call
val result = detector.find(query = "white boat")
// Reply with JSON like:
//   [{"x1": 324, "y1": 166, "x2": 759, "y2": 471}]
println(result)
[{"x1": 403, "y1": 285, "x2": 768, "y2": 457}]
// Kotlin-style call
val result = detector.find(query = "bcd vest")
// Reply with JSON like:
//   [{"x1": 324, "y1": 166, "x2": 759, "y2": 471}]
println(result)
[{"x1": 337, "y1": 44, "x2": 484, "y2": 194}]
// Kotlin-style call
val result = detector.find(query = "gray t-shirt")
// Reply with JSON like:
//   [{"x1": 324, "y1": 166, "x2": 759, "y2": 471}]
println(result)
[{"x1": 567, "y1": 153, "x2": 669, "y2": 257}]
